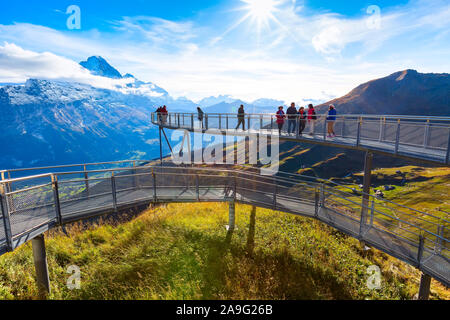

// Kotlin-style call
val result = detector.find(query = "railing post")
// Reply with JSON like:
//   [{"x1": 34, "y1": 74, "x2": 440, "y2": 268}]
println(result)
[
  {"x1": 341, "y1": 117, "x2": 346, "y2": 138},
  {"x1": 370, "y1": 199, "x2": 375, "y2": 228},
  {"x1": 417, "y1": 234, "x2": 425, "y2": 266},
  {"x1": 219, "y1": 114, "x2": 222, "y2": 130},
  {"x1": 83, "y1": 165, "x2": 89, "y2": 199},
  {"x1": 446, "y1": 128, "x2": 450, "y2": 164},
  {"x1": 423, "y1": 119, "x2": 430, "y2": 148},
  {"x1": 51, "y1": 175, "x2": 62, "y2": 225},
  {"x1": 360, "y1": 152, "x2": 373, "y2": 238},
  {"x1": 260, "y1": 115, "x2": 263, "y2": 131},
  {"x1": 248, "y1": 115, "x2": 251, "y2": 131},
  {"x1": 320, "y1": 184, "x2": 325, "y2": 207},
  {"x1": 191, "y1": 114, "x2": 194, "y2": 130},
  {"x1": 178, "y1": 114, "x2": 181, "y2": 128},
  {"x1": 233, "y1": 173, "x2": 237, "y2": 201},
  {"x1": 356, "y1": 117, "x2": 362, "y2": 147},
  {"x1": 152, "y1": 169, "x2": 157, "y2": 202},
  {"x1": 296, "y1": 115, "x2": 300, "y2": 139},
  {"x1": 111, "y1": 172, "x2": 117, "y2": 212},
  {"x1": 32, "y1": 234, "x2": 51, "y2": 297},
  {"x1": 133, "y1": 161, "x2": 139, "y2": 190},
  {"x1": 323, "y1": 118, "x2": 327, "y2": 141},
  {"x1": 0, "y1": 185, "x2": 13, "y2": 251},
  {"x1": 205, "y1": 115, "x2": 209, "y2": 130},
  {"x1": 378, "y1": 117, "x2": 384, "y2": 142},
  {"x1": 314, "y1": 187, "x2": 319, "y2": 217},
  {"x1": 395, "y1": 119, "x2": 401, "y2": 154},
  {"x1": 273, "y1": 178, "x2": 277, "y2": 209},
  {"x1": 196, "y1": 174, "x2": 200, "y2": 202},
  {"x1": 435, "y1": 224, "x2": 444, "y2": 254},
  {"x1": 226, "y1": 115, "x2": 229, "y2": 130},
  {"x1": 271, "y1": 115, "x2": 274, "y2": 133}
]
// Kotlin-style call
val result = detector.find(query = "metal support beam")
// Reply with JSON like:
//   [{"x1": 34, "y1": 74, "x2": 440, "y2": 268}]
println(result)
[
  {"x1": 32, "y1": 234, "x2": 51, "y2": 296},
  {"x1": 418, "y1": 273, "x2": 432, "y2": 300},
  {"x1": 228, "y1": 201, "x2": 236, "y2": 231},
  {"x1": 360, "y1": 152, "x2": 373, "y2": 239}
]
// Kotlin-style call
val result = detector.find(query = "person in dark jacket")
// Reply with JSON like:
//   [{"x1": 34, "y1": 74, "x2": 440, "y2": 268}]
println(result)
[
  {"x1": 197, "y1": 107, "x2": 204, "y2": 129},
  {"x1": 297, "y1": 106, "x2": 307, "y2": 136},
  {"x1": 286, "y1": 102, "x2": 298, "y2": 135},
  {"x1": 236, "y1": 105, "x2": 246, "y2": 131},
  {"x1": 326, "y1": 104, "x2": 337, "y2": 138}
]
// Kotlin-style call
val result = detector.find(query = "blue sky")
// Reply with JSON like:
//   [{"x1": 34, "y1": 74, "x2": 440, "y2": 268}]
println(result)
[{"x1": 0, "y1": 0, "x2": 449, "y2": 102}]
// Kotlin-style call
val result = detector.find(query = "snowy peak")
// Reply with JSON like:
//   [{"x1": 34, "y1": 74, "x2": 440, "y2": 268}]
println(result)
[{"x1": 80, "y1": 56, "x2": 123, "y2": 79}]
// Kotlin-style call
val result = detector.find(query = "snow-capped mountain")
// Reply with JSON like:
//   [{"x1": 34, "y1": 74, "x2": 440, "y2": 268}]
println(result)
[
  {"x1": 80, "y1": 56, "x2": 123, "y2": 79},
  {"x1": 0, "y1": 56, "x2": 197, "y2": 169}
]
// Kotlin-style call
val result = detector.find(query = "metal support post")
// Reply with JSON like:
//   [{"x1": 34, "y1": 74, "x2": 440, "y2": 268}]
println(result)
[
  {"x1": 0, "y1": 186, "x2": 13, "y2": 251},
  {"x1": 32, "y1": 234, "x2": 51, "y2": 296},
  {"x1": 418, "y1": 273, "x2": 432, "y2": 300},
  {"x1": 228, "y1": 201, "x2": 236, "y2": 231}
]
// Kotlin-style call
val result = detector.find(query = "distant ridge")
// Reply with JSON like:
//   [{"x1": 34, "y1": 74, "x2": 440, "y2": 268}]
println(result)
[
  {"x1": 316, "y1": 70, "x2": 450, "y2": 116},
  {"x1": 80, "y1": 56, "x2": 123, "y2": 79}
]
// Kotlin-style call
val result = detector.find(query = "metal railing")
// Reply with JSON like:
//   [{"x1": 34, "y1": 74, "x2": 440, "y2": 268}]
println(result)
[
  {"x1": 151, "y1": 113, "x2": 450, "y2": 164},
  {"x1": 0, "y1": 164, "x2": 448, "y2": 286}
]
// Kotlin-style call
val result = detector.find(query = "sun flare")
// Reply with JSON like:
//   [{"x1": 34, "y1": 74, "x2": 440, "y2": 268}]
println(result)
[{"x1": 241, "y1": 0, "x2": 279, "y2": 28}]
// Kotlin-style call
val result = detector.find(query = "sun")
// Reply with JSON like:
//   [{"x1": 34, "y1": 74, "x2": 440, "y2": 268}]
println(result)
[{"x1": 241, "y1": 0, "x2": 280, "y2": 28}]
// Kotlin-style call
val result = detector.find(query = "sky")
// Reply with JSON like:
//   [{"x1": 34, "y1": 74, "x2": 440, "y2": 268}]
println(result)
[{"x1": 0, "y1": 0, "x2": 449, "y2": 103}]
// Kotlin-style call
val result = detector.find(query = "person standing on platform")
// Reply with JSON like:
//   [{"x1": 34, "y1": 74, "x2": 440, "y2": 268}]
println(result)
[
  {"x1": 298, "y1": 106, "x2": 307, "y2": 136},
  {"x1": 276, "y1": 106, "x2": 286, "y2": 135},
  {"x1": 307, "y1": 104, "x2": 317, "y2": 136},
  {"x1": 327, "y1": 104, "x2": 337, "y2": 138},
  {"x1": 236, "y1": 105, "x2": 246, "y2": 131},
  {"x1": 287, "y1": 102, "x2": 298, "y2": 135}
]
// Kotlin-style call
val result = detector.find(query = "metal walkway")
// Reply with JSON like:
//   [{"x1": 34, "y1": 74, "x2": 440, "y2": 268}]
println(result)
[
  {"x1": 151, "y1": 113, "x2": 450, "y2": 165},
  {"x1": 0, "y1": 164, "x2": 449, "y2": 287}
]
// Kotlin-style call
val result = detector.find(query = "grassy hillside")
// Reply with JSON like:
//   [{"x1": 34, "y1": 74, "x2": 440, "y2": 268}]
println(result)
[{"x1": 0, "y1": 202, "x2": 448, "y2": 300}]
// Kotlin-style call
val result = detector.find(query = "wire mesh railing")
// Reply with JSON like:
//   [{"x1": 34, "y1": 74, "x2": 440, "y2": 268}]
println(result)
[
  {"x1": 151, "y1": 113, "x2": 450, "y2": 164},
  {"x1": 0, "y1": 164, "x2": 449, "y2": 285}
]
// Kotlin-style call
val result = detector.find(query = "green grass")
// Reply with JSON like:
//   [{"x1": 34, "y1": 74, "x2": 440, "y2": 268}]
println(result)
[{"x1": 0, "y1": 202, "x2": 448, "y2": 300}]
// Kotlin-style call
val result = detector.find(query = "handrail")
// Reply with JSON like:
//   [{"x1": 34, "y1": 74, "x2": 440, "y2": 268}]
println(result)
[
  {"x1": 152, "y1": 112, "x2": 450, "y2": 165},
  {"x1": 1, "y1": 163, "x2": 448, "y2": 286}
]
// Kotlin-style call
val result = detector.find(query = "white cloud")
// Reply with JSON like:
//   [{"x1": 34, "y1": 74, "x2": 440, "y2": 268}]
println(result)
[{"x1": 0, "y1": 0, "x2": 449, "y2": 103}]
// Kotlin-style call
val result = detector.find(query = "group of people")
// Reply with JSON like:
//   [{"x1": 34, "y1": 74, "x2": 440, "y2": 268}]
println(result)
[
  {"x1": 235, "y1": 103, "x2": 337, "y2": 138},
  {"x1": 155, "y1": 105, "x2": 168, "y2": 124},
  {"x1": 157, "y1": 103, "x2": 338, "y2": 138},
  {"x1": 276, "y1": 103, "x2": 337, "y2": 137}
]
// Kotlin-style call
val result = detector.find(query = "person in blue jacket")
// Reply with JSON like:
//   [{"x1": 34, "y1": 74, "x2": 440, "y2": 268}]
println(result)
[{"x1": 327, "y1": 104, "x2": 337, "y2": 138}]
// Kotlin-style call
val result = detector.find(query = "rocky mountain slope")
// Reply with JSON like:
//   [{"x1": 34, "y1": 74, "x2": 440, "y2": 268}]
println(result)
[{"x1": 316, "y1": 70, "x2": 450, "y2": 116}]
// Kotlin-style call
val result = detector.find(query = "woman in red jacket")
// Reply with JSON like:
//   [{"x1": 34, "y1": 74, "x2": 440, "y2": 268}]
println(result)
[
  {"x1": 307, "y1": 104, "x2": 317, "y2": 136},
  {"x1": 276, "y1": 106, "x2": 286, "y2": 135}
]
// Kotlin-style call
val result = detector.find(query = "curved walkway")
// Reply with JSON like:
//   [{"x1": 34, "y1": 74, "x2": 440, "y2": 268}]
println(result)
[
  {"x1": 0, "y1": 165, "x2": 448, "y2": 287},
  {"x1": 152, "y1": 113, "x2": 450, "y2": 165}
]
